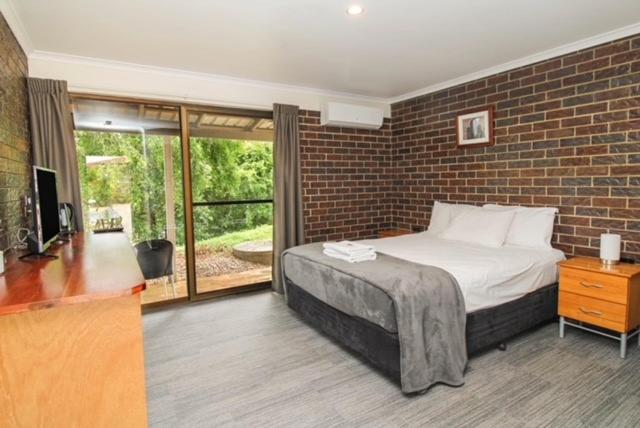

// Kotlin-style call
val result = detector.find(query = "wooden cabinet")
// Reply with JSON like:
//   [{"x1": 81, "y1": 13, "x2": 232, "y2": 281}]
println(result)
[
  {"x1": 558, "y1": 257, "x2": 640, "y2": 358},
  {"x1": 378, "y1": 229, "x2": 412, "y2": 238}
]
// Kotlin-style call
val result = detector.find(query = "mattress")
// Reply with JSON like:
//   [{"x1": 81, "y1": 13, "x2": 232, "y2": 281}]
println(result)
[
  {"x1": 283, "y1": 232, "x2": 565, "y2": 334},
  {"x1": 286, "y1": 280, "x2": 559, "y2": 382}
]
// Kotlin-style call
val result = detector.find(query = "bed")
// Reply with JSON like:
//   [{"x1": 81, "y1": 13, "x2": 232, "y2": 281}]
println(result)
[{"x1": 283, "y1": 226, "x2": 565, "y2": 394}]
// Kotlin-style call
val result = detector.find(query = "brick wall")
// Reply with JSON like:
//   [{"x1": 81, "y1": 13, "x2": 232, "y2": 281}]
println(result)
[
  {"x1": 0, "y1": 12, "x2": 30, "y2": 251},
  {"x1": 391, "y1": 35, "x2": 640, "y2": 260},
  {"x1": 299, "y1": 110, "x2": 394, "y2": 242}
]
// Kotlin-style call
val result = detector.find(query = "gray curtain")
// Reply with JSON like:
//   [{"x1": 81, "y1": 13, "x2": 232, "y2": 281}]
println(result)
[
  {"x1": 28, "y1": 78, "x2": 84, "y2": 231},
  {"x1": 272, "y1": 104, "x2": 305, "y2": 294}
]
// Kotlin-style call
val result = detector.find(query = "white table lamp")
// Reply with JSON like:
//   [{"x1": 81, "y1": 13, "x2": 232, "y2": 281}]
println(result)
[{"x1": 600, "y1": 233, "x2": 621, "y2": 266}]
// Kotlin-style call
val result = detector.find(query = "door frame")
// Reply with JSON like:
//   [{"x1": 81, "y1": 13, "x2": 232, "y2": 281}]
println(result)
[
  {"x1": 70, "y1": 92, "x2": 274, "y2": 307},
  {"x1": 181, "y1": 105, "x2": 273, "y2": 301}
]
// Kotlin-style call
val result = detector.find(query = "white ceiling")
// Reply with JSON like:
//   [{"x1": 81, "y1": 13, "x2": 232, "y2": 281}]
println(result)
[{"x1": 11, "y1": 0, "x2": 640, "y2": 99}]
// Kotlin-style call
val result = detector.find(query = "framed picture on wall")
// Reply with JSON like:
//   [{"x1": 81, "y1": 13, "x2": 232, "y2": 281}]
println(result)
[{"x1": 456, "y1": 106, "x2": 494, "y2": 148}]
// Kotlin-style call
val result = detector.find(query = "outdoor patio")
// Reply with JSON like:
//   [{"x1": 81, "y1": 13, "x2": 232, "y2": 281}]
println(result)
[{"x1": 140, "y1": 247, "x2": 272, "y2": 305}]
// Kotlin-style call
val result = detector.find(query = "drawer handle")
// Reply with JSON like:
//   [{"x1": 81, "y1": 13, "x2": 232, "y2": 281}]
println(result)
[
  {"x1": 580, "y1": 281, "x2": 604, "y2": 289},
  {"x1": 579, "y1": 307, "x2": 603, "y2": 317}
]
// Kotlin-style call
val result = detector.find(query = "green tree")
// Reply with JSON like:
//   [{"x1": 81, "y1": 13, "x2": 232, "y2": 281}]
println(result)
[{"x1": 76, "y1": 131, "x2": 273, "y2": 247}]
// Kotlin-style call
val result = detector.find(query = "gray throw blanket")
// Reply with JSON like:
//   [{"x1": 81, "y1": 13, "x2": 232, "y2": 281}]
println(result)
[{"x1": 283, "y1": 243, "x2": 467, "y2": 393}]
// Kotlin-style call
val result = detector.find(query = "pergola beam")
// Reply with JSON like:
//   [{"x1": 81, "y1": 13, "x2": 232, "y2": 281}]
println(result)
[
  {"x1": 246, "y1": 118, "x2": 264, "y2": 131},
  {"x1": 194, "y1": 112, "x2": 207, "y2": 128}
]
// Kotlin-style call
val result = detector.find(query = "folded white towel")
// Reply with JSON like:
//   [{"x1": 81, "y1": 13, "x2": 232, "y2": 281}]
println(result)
[
  {"x1": 323, "y1": 240, "x2": 374, "y2": 251},
  {"x1": 323, "y1": 241, "x2": 375, "y2": 257},
  {"x1": 326, "y1": 248, "x2": 373, "y2": 257},
  {"x1": 323, "y1": 248, "x2": 377, "y2": 263}
]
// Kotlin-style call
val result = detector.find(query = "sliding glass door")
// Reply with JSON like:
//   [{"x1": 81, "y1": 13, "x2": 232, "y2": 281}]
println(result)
[
  {"x1": 184, "y1": 108, "x2": 274, "y2": 298},
  {"x1": 72, "y1": 97, "x2": 186, "y2": 305},
  {"x1": 72, "y1": 95, "x2": 274, "y2": 306}
]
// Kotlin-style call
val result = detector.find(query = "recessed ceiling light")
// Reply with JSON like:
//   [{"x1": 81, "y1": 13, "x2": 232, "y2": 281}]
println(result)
[{"x1": 346, "y1": 5, "x2": 364, "y2": 15}]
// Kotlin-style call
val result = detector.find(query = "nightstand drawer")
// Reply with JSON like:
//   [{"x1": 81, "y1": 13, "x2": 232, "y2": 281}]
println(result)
[
  {"x1": 559, "y1": 291, "x2": 626, "y2": 332},
  {"x1": 560, "y1": 268, "x2": 628, "y2": 304}
]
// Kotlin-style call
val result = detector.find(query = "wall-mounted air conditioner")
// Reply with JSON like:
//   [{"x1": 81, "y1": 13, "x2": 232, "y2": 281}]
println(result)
[{"x1": 320, "y1": 102, "x2": 384, "y2": 130}]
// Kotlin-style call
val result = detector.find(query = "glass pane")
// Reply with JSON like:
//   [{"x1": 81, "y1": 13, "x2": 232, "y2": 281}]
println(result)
[
  {"x1": 73, "y1": 98, "x2": 186, "y2": 305},
  {"x1": 188, "y1": 109, "x2": 274, "y2": 295},
  {"x1": 193, "y1": 203, "x2": 273, "y2": 294},
  {"x1": 190, "y1": 138, "x2": 273, "y2": 201}
]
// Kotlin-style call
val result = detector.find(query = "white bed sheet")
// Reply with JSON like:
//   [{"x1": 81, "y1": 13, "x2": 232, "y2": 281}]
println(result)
[{"x1": 360, "y1": 232, "x2": 565, "y2": 313}]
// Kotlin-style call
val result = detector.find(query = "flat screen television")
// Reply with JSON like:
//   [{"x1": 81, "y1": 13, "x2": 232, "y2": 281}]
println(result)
[{"x1": 30, "y1": 166, "x2": 61, "y2": 254}]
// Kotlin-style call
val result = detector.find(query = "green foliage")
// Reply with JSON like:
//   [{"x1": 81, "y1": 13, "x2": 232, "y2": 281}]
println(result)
[
  {"x1": 188, "y1": 224, "x2": 272, "y2": 253},
  {"x1": 76, "y1": 131, "x2": 273, "y2": 245},
  {"x1": 190, "y1": 138, "x2": 273, "y2": 242}
]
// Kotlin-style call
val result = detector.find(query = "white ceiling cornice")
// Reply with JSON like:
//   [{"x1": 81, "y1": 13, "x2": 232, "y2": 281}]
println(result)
[
  {"x1": 8, "y1": 0, "x2": 640, "y2": 109},
  {"x1": 28, "y1": 50, "x2": 392, "y2": 114},
  {"x1": 31, "y1": 21, "x2": 640, "y2": 109},
  {"x1": 0, "y1": 0, "x2": 33, "y2": 54},
  {"x1": 28, "y1": 50, "x2": 390, "y2": 106},
  {"x1": 389, "y1": 21, "x2": 640, "y2": 105}
]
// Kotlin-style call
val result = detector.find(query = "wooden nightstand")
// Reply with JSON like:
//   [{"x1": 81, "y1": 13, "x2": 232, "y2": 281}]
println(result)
[
  {"x1": 378, "y1": 229, "x2": 412, "y2": 238},
  {"x1": 558, "y1": 257, "x2": 640, "y2": 358}
]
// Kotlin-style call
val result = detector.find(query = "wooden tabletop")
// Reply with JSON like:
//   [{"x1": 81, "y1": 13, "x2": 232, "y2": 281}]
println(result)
[
  {"x1": 558, "y1": 257, "x2": 640, "y2": 279},
  {"x1": 0, "y1": 232, "x2": 145, "y2": 316}
]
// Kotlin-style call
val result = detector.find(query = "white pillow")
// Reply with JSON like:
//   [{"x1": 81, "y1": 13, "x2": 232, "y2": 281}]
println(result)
[
  {"x1": 439, "y1": 209, "x2": 516, "y2": 248},
  {"x1": 427, "y1": 201, "x2": 477, "y2": 234},
  {"x1": 483, "y1": 204, "x2": 557, "y2": 249},
  {"x1": 427, "y1": 201, "x2": 451, "y2": 234}
]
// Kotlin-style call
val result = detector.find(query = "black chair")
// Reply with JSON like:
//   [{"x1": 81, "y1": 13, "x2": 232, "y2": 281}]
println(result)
[{"x1": 134, "y1": 239, "x2": 176, "y2": 298}]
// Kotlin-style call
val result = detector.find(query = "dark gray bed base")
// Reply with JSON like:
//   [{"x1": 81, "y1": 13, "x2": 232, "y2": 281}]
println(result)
[{"x1": 286, "y1": 279, "x2": 558, "y2": 383}]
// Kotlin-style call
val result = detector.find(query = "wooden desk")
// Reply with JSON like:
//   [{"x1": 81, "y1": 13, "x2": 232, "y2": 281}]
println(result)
[{"x1": 0, "y1": 233, "x2": 148, "y2": 427}]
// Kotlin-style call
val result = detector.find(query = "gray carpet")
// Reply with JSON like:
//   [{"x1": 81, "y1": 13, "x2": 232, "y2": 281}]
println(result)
[{"x1": 143, "y1": 290, "x2": 640, "y2": 427}]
